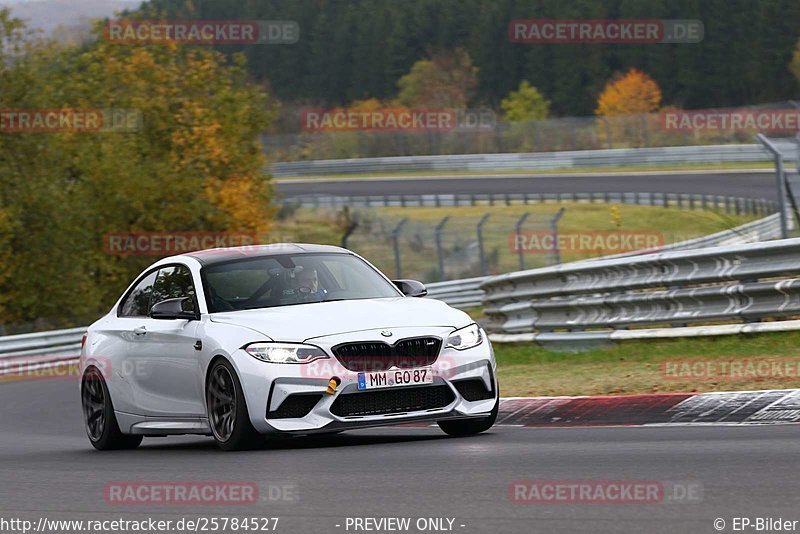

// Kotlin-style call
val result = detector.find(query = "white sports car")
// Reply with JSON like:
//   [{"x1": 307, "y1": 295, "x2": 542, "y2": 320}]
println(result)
[{"x1": 80, "y1": 244, "x2": 498, "y2": 451}]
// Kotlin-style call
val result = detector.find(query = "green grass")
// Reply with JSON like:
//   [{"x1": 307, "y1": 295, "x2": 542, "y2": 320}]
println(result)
[
  {"x1": 493, "y1": 331, "x2": 800, "y2": 397},
  {"x1": 272, "y1": 203, "x2": 757, "y2": 282},
  {"x1": 274, "y1": 160, "x2": 772, "y2": 180}
]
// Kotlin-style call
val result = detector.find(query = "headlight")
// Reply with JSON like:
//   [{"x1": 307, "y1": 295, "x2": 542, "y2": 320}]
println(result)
[
  {"x1": 244, "y1": 342, "x2": 329, "y2": 364},
  {"x1": 446, "y1": 323, "x2": 483, "y2": 350}
]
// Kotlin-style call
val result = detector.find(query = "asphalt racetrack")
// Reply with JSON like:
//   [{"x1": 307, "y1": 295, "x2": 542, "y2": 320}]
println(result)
[
  {"x1": 274, "y1": 171, "x2": 780, "y2": 202},
  {"x1": 2, "y1": 378, "x2": 799, "y2": 534}
]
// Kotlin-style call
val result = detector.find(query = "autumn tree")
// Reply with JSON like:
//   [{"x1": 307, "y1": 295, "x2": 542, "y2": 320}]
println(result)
[
  {"x1": 596, "y1": 68, "x2": 662, "y2": 116},
  {"x1": 396, "y1": 49, "x2": 478, "y2": 109},
  {"x1": 0, "y1": 14, "x2": 277, "y2": 328},
  {"x1": 500, "y1": 81, "x2": 550, "y2": 122},
  {"x1": 595, "y1": 68, "x2": 662, "y2": 147}
]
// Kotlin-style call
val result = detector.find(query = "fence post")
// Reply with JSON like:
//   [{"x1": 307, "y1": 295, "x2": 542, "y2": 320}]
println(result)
[
  {"x1": 477, "y1": 213, "x2": 491, "y2": 276},
  {"x1": 515, "y1": 212, "x2": 531, "y2": 271},
  {"x1": 756, "y1": 134, "x2": 790, "y2": 238},
  {"x1": 434, "y1": 216, "x2": 450, "y2": 281},
  {"x1": 550, "y1": 207, "x2": 566, "y2": 265},
  {"x1": 391, "y1": 218, "x2": 408, "y2": 279},
  {"x1": 340, "y1": 207, "x2": 358, "y2": 249}
]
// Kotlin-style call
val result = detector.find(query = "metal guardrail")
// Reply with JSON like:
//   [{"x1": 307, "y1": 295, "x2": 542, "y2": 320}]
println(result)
[
  {"x1": 0, "y1": 327, "x2": 85, "y2": 358},
  {"x1": 425, "y1": 276, "x2": 489, "y2": 309},
  {"x1": 424, "y1": 212, "x2": 785, "y2": 308},
  {"x1": 481, "y1": 237, "x2": 800, "y2": 346},
  {"x1": 0, "y1": 327, "x2": 85, "y2": 377},
  {"x1": 271, "y1": 143, "x2": 799, "y2": 177}
]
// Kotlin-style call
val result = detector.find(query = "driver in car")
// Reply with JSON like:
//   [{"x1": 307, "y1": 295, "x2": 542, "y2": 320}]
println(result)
[{"x1": 297, "y1": 267, "x2": 328, "y2": 302}]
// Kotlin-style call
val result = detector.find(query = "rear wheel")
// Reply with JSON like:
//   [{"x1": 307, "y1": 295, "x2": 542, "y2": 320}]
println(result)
[
  {"x1": 206, "y1": 359, "x2": 261, "y2": 451},
  {"x1": 81, "y1": 367, "x2": 142, "y2": 450},
  {"x1": 438, "y1": 397, "x2": 499, "y2": 437}
]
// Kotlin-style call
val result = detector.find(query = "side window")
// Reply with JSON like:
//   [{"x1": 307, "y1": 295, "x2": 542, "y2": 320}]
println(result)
[
  {"x1": 119, "y1": 271, "x2": 158, "y2": 317},
  {"x1": 151, "y1": 265, "x2": 197, "y2": 312}
]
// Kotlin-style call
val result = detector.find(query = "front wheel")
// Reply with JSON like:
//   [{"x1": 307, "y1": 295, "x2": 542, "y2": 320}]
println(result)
[
  {"x1": 81, "y1": 367, "x2": 142, "y2": 450},
  {"x1": 206, "y1": 359, "x2": 261, "y2": 451},
  {"x1": 438, "y1": 398, "x2": 499, "y2": 437}
]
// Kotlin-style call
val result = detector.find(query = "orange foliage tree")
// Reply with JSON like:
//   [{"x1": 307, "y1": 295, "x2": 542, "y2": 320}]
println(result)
[{"x1": 595, "y1": 68, "x2": 662, "y2": 147}]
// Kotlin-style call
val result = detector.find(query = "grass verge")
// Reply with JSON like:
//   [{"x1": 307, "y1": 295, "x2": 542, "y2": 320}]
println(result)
[{"x1": 494, "y1": 331, "x2": 800, "y2": 397}]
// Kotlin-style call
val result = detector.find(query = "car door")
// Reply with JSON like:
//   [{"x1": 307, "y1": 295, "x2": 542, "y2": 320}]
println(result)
[
  {"x1": 125, "y1": 264, "x2": 205, "y2": 418},
  {"x1": 98, "y1": 270, "x2": 161, "y2": 415}
]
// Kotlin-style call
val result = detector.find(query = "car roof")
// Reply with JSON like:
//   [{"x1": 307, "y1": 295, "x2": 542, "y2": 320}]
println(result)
[{"x1": 182, "y1": 243, "x2": 351, "y2": 266}]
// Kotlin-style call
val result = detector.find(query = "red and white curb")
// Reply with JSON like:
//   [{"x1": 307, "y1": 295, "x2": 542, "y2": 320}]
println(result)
[{"x1": 497, "y1": 390, "x2": 800, "y2": 426}]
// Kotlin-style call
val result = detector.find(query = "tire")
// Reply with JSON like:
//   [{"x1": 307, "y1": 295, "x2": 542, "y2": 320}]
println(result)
[
  {"x1": 206, "y1": 359, "x2": 262, "y2": 451},
  {"x1": 438, "y1": 397, "x2": 499, "y2": 437},
  {"x1": 81, "y1": 367, "x2": 143, "y2": 451}
]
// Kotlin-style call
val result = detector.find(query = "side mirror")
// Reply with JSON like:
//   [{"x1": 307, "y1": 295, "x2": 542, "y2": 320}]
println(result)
[
  {"x1": 392, "y1": 279, "x2": 428, "y2": 298},
  {"x1": 150, "y1": 297, "x2": 198, "y2": 320}
]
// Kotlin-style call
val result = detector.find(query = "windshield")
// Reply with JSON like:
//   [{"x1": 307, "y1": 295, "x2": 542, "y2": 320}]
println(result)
[{"x1": 202, "y1": 253, "x2": 401, "y2": 312}]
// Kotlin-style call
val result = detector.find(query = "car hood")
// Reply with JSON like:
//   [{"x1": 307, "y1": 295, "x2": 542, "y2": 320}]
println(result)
[{"x1": 208, "y1": 297, "x2": 472, "y2": 342}]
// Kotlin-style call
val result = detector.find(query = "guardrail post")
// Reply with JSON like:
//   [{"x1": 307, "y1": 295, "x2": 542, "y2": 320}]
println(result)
[
  {"x1": 550, "y1": 207, "x2": 566, "y2": 265},
  {"x1": 477, "y1": 213, "x2": 491, "y2": 276},
  {"x1": 515, "y1": 212, "x2": 531, "y2": 270},
  {"x1": 434, "y1": 216, "x2": 450, "y2": 281},
  {"x1": 391, "y1": 218, "x2": 408, "y2": 279}
]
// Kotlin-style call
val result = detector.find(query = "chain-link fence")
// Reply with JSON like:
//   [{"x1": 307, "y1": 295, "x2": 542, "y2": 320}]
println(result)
[
  {"x1": 264, "y1": 102, "x2": 800, "y2": 162},
  {"x1": 344, "y1": 210, "x2": 562, "y2": 283}
]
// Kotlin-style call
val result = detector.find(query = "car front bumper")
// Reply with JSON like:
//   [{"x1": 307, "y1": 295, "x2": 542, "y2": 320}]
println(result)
[{"x1": 233, "y1": 326, "x2": 498, "y2": 435}]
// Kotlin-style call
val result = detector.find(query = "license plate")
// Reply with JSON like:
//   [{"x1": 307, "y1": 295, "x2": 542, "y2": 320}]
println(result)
[{"x1": 357, "y1": 367, "x2": 433, "y2": 390}]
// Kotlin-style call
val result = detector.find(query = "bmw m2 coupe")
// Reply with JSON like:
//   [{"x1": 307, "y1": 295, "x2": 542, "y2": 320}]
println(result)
[{"x1": 80, "y1": 244, "x2": 498, "y2": 450}]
